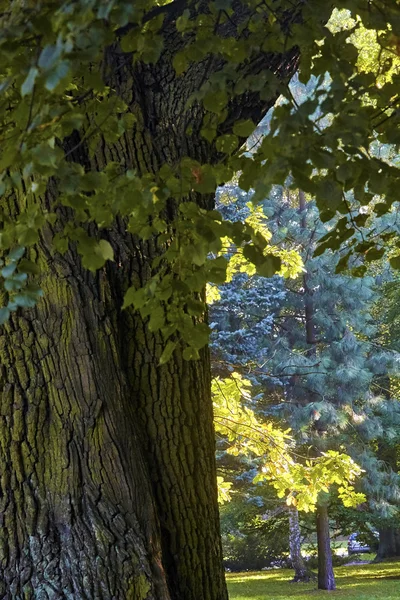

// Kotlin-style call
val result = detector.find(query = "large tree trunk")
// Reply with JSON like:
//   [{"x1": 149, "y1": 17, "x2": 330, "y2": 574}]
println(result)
[
  {"x1": 288, "y1": 506, "x2": 313, "y2": 582},
  {"x1": 0, "y1": 56, "x2": 230, "y2": 600},
  {"x1": 0, "y1": 257, "x2": 170, "y2": 598},
  {"x1": 316, "y1": 505, "x2": 336, "y2": 591},
  {"x1": 0, "y1": 3, "x2": 302, "y2": 597},
  {"x1": 0, "y1": 227, "x2": 226, "y2": 599}
]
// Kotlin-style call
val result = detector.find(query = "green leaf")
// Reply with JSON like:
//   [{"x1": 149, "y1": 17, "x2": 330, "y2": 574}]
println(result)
[
  {"x1": 13, "y1": 293, "x2": 37, "y2": 308},
  {"x1": 317, "y1": 179, "x2": 343, "y2": 210},
  {"x1": 390, "y1": 255, "x2": 400, "y2": 270},
  {"x1": 123, "y1": 286, "x2": 145, "y2": 310},
  {"x1": 243, "y1": 244, "x2": 264, "y2": 266},
  {"x1": 203, "y1": 90, "x2": 228, "y2": 113},
  {"x1": 215, "y1": 134, "x2": 238, "y2": 155},
  {"x1": 176, "y1": 9, "x2": 191, "y2": 32},
  {"x1": 4, "y1": 277, "x2": 24, "y2": 292},
  {"x1": 141, "y1": 35, "x2": 164, "y2": 64},
  {"x1": 53, "y1": 234, "x2": 69, "y2": 255},
  {"x1": 186, "y1": 298, "x2": 205, "y2": 316},
  {"x1": 185, "y1": 322, "x2": 210, "y2": 349},
  {"x1": 80, "y1": 171, "x2": 106, "y2": 191},
  {"x1": 120, "y1": 30, "x2": 139, "y2": 52},
  {"x1": 1, "y1": 263, "x2": 17, "y2": 278},
  {"x1": 365, "y1": 247, "x2": 385, "y2": 262},
  {"x1": 18, "y1": 258, "x2": 40, "y2": 275},
  {"x1": 97, "y1": 239, "x2": 114, "y2": 262},
  {"x1": 148, "y1": 306, "x2": 165, "y2": 331},
  {"x1": 9, "y1": 247, "x2": 26, "y2": 261},
  {"x1": 319, "y1": 209, "x2": 335, "y2": 223},
  {"x1": 18, "y1": 229, "x2": 39, "y2": 246},
  {"x1": 45, "y1": 60, "x2": 71, "y2": 92},
  {"x1": 207, "y1": 256, "x2": 228, "y2": 284},
  {"x1": 257, "y1": 254, "x2": 281, "y2": 277},
  {"x1": 351, "y1": 265, "x2": 367, "y2": 277},
  {"x1": 183, "y1": 346, "x2": 200, "y2": 361},
  {"x1": 159, "y1": 340, "x2": 177, "y2": 365},
  {"x1": 38, "y1": 44, "x2": 61, "y2": 70},
  {"x1": 233, "y1": 119, "x2": 255, "y2": 137},
  {"x1": 173, "y1": 52, "x2": 188, "y2": 75}
]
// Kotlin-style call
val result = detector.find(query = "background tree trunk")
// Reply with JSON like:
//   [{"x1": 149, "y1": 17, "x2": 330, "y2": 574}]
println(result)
[
  {"x1": 288, "y1": 506, "x2": 313, "y2": 582},
  {"x1": 376, "y1": 443, "x2": 400, "y2": 560},
  {"x1": 316, "y1": 504, "x2": 336, "y2": 591},
  {"x1": 377, "y1": 527, "x2": 400, "y2": 560}
]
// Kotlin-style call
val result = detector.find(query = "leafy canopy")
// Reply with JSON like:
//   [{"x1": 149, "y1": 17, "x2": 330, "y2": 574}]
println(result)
[
  {"x1": 213, "y1": 373, "x2": 366, "y2": 512},
  {"x1": 0, "y1": 1, "x2": 399, "y2": 358}
]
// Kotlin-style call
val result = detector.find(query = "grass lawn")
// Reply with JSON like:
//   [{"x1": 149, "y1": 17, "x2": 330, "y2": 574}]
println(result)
[{"x1": 227, "y1": 560, "x2": 400, "y2": 599}]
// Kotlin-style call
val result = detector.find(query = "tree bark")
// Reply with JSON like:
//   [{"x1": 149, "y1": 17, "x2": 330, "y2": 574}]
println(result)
[
  {"x1": 0, "y1": 255, "x2": 170, "y2": 599},
  {"x1": 288, "y1": 506, "x2": 313, "y2": 582},
  {"x1": 0, "y1": 220, "x2": 227, "y2": 598},
  {"x1": 121, "y1": 283, "x2": 226, "y2": 599},
  {"x1": 316, "y1": 504, "x2": 336, "y2": 591}
]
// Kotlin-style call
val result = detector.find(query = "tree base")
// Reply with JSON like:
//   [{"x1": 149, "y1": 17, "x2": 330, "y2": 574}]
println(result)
[{"x1": 290, "y1": 570, "x2": 317, "y2": 583}]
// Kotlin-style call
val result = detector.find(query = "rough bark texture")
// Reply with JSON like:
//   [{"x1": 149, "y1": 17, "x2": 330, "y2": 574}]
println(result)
[
  {"x1": 0, "y1": 3, "x2": 302, "y2": 598},
  {"x1": 0, "y1": 253, "x2": 169, "y2": 599},
  {"x1": 316, "y1": 505, "x2": 336, "y2": 591},
  {"x1": 288, "y1": 507, "x2": 313, "y2": 582}
]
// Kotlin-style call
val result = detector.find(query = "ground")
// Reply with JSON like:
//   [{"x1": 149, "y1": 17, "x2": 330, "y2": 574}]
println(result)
[{"x1": 227, "y1": 560, "x2": 400, "y2": 599}]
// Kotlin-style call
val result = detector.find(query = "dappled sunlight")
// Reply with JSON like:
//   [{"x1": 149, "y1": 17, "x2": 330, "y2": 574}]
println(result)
[
  {"x1": 227, "y1": 570, "x2": 292, "y2": 583},
  {"x1": 227, "y1": 562, "x2": 400, "y2": 600}
]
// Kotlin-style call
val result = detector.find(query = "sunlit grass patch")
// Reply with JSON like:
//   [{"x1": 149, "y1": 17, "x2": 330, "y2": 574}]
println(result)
[{"x1": 227, "y1": 560, "x2": 400, "y2": 599}]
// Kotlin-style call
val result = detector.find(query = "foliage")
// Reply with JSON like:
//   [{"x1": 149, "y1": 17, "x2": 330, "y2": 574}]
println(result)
[
  {"x1": 0, "y1": 0, "x2": 297, "y2": 352},
  {"x1": 254, "y1": 451, "x2": 366, "y2": 512},
  {"x1": 213, "y1": 373, "x2": 366, "y2": 512},
  {"x1": 1, "y1": 1, "x2": 399, "y2": 358},
  {"x1": 220, "y1": 494, "x2": 290, "y2": 571},
  {"x1": 236, "y1": 2, "x2": 400, "y2": 264},
  {"x1": 212, "y1": 184, "x2": 400, "y2": 521}
]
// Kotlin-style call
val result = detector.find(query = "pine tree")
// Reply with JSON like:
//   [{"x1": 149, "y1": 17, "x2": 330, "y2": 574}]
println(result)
[{"x1": 211, "y1": 186, "x2": 400, "y2": 587}]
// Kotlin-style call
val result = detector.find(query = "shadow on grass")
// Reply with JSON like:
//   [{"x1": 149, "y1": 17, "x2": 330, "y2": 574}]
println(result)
[{"x1": 227, "y1": 561, "x2": 400, "y2": 599}]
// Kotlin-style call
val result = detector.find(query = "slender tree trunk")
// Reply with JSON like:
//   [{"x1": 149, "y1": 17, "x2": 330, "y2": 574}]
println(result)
[
  {"x1": 377, "y1": 527, "x2": 400, "y2": 560},
  {"x1": 376, "y1": 443, "x2": 400, "y2": 560},
  {"x1": 299, "y1": 191, "x2": 334, "y2": 590},
  {"x1": 316, "y1": 505, "x2": 336, "y2": 591},
  {"x1": 288, "y1": 506, "x2": 313, "y2": 582}
]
